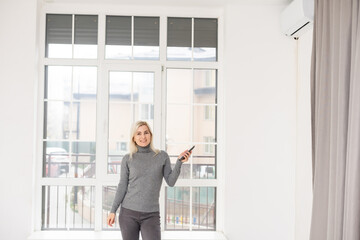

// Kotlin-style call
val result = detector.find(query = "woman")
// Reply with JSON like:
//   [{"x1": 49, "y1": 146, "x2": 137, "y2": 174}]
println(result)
[{"x1": 106, "y1": 121, "x2": 192, "y2": 240}]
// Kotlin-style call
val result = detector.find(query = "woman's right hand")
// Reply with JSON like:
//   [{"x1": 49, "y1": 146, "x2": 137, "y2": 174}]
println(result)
[{"x1": 107, "y1": 213, "x2": 115, "y2": 227}]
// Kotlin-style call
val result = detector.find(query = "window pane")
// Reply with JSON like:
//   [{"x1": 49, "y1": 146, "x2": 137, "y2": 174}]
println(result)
[
  {"x1": 133, "y1": 72, "x2": 154, "y2": 103},
  {"x1": 192, "y1": 187, "x2": 216, "y2": 230},
  {"x1": 193, "y1": 105, "x2": 216, "y2": 142},
  {"x1": 46, "y1": 14, "x2": 72, "y2": 58},
  {"x1": 45, "y1": 66, "x2": 72, "y2": 100},
  {"x1": 44, "y1": 65, "x2": 97, "y2": 178},
  {"x1": 109, "y1": 72, "x2": 132, "y2": 102},
  {"x1": 167, "y1": 47, "x2": 192, "y2": 61},
  {"x1": 193, "y1": 69, "x2": 217, "y2": 104},
  {"x1": 167, "y1": 69, "x2": 192, "y2": 104},
  {"x1": 165, "y1": 187, "x2": 190, "y2": 230},
  {"x1": 108, "y1": 154, "x2": 125, "y2": 174},
  {"x1": 105, "y1": 16, "x2": 131, "y2": 59},
  {"x1": 167, "y1": 17, "x2": 192, "y2": 61},
  {"x1": 133, "y1": 46, "x2": 159, "y2": 60},
  {"x1": 102, "y1": 186, "x2": 120, "y2": 230},
  {"x1": 166, "y1": 144, "x2": 191, "y2": 179},
  {"x1": 43, "y1": 141, "x2": 70, "y2": 178},
  {"x1": 192, "y1": 145, "x2": 216, "y2": 179},
  {"x1": 41, "y1": 186, "x2": 68, "y2": 229},
  {"x1": 134, "y1": 17, "x2": 159, "y2": 60},
  {"x1": 134, "y1": 104, "x2": 154, "y2": 123},
  {"x1": 71, "y1": 142, "x2": 96, "y2": 178},
  {"x1": 108, "y1": 71, "x2": 154, "y2": 174},
  {"x1": 194, "y1": 18, "x2": 217, "y2": 61},
  {"x1": 109, "y1": 103, "x2": 132, "y2": 141},
  {"x1": 74, "y1": 15, "x2": 98, "y2": 58},
  {"x1": 73, "y1": 67, "x2": 97, "y2": 101},
  {"x1": 69, "y1": 186, "x2": 95, "y2": 229},
  {"x1": 166, "y1": 104, "x2": 191, "y2": 143},
  {"x1": 74, "y1": 45, "x2": 98, "y2": 59},
  {"x1": 44, "y1": 101, "x2": 70, "y2": 139},
  {"x1": 42, "y1": 186, "x2": 95, "y2": 230},
  {"x1": 108, "y1": 102, "x2": 132, "y2": 174},
  {"x1": 106, "y1": 45, "x2": 132, "y2": 59},
  {"x1": 71, "y1": 102, "x2": 96, "y2": 140}
]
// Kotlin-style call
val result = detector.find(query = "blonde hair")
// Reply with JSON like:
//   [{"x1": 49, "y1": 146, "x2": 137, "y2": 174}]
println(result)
[{"x1": 129, "y1": 121, "x2": 160, "y2": 158}]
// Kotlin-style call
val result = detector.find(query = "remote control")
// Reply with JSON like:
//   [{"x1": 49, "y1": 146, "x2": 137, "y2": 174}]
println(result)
[{"x1": 179, "y1": 145, "x2": 195, "y2": 161}]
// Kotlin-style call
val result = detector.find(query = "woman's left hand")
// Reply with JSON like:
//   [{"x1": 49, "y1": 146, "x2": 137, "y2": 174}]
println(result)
[{"x1": 178, "y1": 150, "x2": 192, "y2": 163}]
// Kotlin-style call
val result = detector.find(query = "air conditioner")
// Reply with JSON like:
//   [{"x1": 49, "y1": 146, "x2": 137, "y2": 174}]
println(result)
[{"x1": 281, "y1": 0, "x2": 314, "y2": 38}]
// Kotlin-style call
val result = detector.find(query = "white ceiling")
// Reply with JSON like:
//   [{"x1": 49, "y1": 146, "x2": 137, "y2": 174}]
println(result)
[{"x1": 43, "y1": 0, "x2": 291, "y2": 7}]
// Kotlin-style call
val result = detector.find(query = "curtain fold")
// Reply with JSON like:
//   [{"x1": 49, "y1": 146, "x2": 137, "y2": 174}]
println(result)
[{"x1": 310, "y1": 0, "x2": 360, "y2": 239}]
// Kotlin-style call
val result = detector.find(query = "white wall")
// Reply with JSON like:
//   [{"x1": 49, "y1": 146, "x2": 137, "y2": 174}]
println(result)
[
  {"x1": 0, "y1": 0, "x2": 38, "y2": 239},
  {"x1": 223, "y1": 3, "x2": 297, "y2": 240},
  {"x1": 295, "y1": 29, "x2": 313, "y2": 240}
]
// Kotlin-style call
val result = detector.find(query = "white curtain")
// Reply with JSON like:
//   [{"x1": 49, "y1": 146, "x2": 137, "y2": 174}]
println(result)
[{"x1": 310, "y1": 0, "x2": 360, "y2": 239}]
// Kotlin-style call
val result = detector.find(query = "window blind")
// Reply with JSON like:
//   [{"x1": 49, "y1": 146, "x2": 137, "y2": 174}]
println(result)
[
  {"x1": 106, "y1": 16, "x2": 131, "y2": 45},
  {"x1": 74, "y1": 15, "x2": 98, "y2": 45},
  {"x1": 167, "y1": 17, "x2": 191, "y2": 47},
  {"x1": 134, "y1": 16, "x2": 159, "y2": 46},
  {"x1": 194, "y1": 18, "x2": 217, "y2": 48},
  {"x1": 46, "y1": 14, "x2": 72, "y2": 44}
]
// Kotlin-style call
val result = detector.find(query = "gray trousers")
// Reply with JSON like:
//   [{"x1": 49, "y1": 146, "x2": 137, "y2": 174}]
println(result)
[{"x1": 119, "y1": 207, "x2": 161, "y2": 240}]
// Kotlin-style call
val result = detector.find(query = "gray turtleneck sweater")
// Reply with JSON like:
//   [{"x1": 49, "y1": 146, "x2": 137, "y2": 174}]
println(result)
[{"x1": 110, "y1": 145, "x2": 183, "y2": 213}]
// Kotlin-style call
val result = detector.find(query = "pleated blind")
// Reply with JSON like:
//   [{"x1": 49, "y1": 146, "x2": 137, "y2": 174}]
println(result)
[
  {"x1": 134, "y1": 17, "x2": 159, "y2": 46},
  {"x1": 74, "y1": 15, "x2": 98, "y2": 45},
  {"x1": 106, "y1": 16, "x2": 131, "y2": 45},
  {"x1": 167, "y1": 17, "x2": 192, "y2": 47},
  {"x1": 194, "y1": 18, "x2": 217, "y2": 48},
  {"x1": 46, "y1": 14, "x2": 72, "y2": 44}
]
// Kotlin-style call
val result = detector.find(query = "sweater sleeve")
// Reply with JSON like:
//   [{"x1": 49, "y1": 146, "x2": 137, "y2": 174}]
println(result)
[
  {"x1": 163, "y1": 151, "x2": 183, "y2": 187},
  {"x1": 110, "y1": 155, "x2": 130, "y2": 213}
]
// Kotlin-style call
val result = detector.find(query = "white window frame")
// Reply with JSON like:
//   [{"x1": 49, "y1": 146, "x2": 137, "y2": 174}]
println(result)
[
  {"x1": 31, "y1": 3, "x2": 225, "y2": 240},
  {"x1": 204, "y1": 136, "x2": 215, "y2": 155}
]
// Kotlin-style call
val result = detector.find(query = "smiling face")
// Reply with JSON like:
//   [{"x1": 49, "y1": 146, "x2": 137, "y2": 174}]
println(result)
[{"x1": 133, "y1": 124, "x2": 151, "y2": 147}]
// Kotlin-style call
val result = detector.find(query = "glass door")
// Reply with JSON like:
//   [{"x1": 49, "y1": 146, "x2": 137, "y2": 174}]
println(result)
[{"x1": 101, "y1": 65, "x2": 162, "y2": 230}]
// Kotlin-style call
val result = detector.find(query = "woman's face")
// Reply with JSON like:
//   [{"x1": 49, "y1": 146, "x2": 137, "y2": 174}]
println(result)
[{"x1": 133, "y1": 125, "x2": 151, "y2": 147}]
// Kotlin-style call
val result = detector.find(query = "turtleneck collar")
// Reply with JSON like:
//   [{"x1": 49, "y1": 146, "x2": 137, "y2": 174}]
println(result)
[{"x1": 137, "y1": 144, "x2": 152, "y2": 153}]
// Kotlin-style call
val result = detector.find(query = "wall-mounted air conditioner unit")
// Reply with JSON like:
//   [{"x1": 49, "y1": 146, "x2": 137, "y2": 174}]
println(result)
[{"x1": 281, "y1": 0, "x2": 314, "y2": 38}]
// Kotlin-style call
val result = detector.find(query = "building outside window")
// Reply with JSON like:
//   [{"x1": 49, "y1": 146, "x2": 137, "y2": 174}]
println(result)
[{"x1": 38, "y1": 10, "x2": 220, "y2": 234}]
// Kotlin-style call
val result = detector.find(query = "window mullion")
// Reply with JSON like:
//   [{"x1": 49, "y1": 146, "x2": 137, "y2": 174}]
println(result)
[
  {"x1": 159, "y1": 17, "x2": 167, "y2": 230},
  {"x1": 131, "y1": 16, "x2": 134, "y2": 59},
  {"x1": 72, "y1": 14, "x2": 75, "y2": 58},
  {"x1": 69, "y1": 67, "x2": 74, "y2": 179},
  {"x1": 66, "y1": 186, "x2": 71, "y2": 230},
  {"x1": 189, "y1": 185, "x2": 193, "y2": 231},
  {"x1": 97, "y1": 13, "x2": 106, "y2": 63},
  {"x1": 191, "y1": 18, "x2": 194, "y2": 61},
  {"x1": 159, "y1": 16, "x2": 167, "y2": 63},
  {"x1": 94, "y1": 62, "x2": 110, "y2": 230},
  {"x1": 189, "y1": 68, "x2": 194, "y2": 231}
]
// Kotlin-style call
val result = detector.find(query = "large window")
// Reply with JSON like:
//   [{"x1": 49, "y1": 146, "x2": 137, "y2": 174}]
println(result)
[{"x1": 39, "y1": 12, "x2": 219, "y2": 233}]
